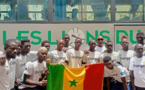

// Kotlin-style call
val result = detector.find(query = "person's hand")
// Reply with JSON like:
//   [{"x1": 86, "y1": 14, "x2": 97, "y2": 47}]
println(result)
[
  {"x1": 0, "y1": 54, "x2": 6, "y2": 66},
  {"x1": 16, "y1": 79, "x2": 22, "y2": 85},
  {"x1": 40, "y1": 80, "x2": 47, "y2": 86},
  {"x1": 45, "y1": 70, "x2": 49, "y2": 75},
  {"x1": 63, "y1": 48, "x2": 67, "y2": 53},
  {"x1": 84, "y1": 50, "x2": 89, "y2": 54}
]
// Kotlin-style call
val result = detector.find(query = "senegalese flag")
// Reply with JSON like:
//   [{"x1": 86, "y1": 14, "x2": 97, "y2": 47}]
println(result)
[{"x1": 47, "y1": 63, "x2": 104, "y2": 90}]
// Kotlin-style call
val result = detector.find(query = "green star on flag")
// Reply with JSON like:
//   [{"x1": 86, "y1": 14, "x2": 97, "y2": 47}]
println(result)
[{"x1": 69, "y1": 79, "x2": 78, "y2": 87}]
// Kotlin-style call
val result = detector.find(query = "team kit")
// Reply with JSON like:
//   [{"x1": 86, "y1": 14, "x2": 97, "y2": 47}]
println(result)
[{"x1": 0, "y1": 32, "x2": 145, "y2": 90}]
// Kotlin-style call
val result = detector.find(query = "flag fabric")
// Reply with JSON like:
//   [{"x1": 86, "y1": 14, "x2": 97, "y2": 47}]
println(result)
[{"x1": 47, "y1": 63, "x2": 104, "y2": 90}]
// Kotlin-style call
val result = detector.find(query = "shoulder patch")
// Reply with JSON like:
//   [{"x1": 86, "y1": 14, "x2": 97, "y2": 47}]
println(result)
[{"x1": 120, "y1": 72, "x2": 125, "y2": 76}]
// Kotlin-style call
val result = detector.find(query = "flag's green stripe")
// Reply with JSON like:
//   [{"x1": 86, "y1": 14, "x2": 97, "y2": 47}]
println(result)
[{"x1": 47, "y1": 64, "x2": 65, "y2": 90}]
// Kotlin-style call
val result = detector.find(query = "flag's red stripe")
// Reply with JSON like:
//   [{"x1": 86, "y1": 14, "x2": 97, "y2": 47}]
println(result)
[{"x1": 83, "y1": 63, "x2": 104, "y2": 90}]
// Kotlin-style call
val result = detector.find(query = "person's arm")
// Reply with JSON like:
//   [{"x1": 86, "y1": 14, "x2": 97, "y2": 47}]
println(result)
[
  {"x1": 82, "y1": 54, "x2": 87, "y2": 64},
  {"x1": 121, "y1": 77, "x2": 128, "y2": 90},
  {"x1": 130, "y1": 70, "x2": 136, "y2": 90},
  {"x1": 106, "y1": 77, "x2": 110, "y2": 90},
  {"x1": 23, "y1": 74, "x2": 41, "y2": 85}
]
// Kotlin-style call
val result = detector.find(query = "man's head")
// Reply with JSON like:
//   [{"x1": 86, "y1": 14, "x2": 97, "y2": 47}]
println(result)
[
  {"x1": 37, "y1": 47, "x2": 48, "y2": 63},
  {"x1": 4, "y1": 39, "x2": 18, "y2": 59},
  {"x1": 105, "y1": 40, "x2": 113, "y2": 52},
  {"x1": 63, "y1": 34, "x2": 70, "y2": 45},
  {"x1": 121, "y1": 35, "x2": 129, "y2": 50},
  {"x1": 96, "y1": 36, "x2": 104, "y2": 46},
  {"x1": 136, "y1": 32, "x2": 144, "y2": 44},
  {"x1": 74, "y1": 38, "x2": 82, "y2": 49},
  {"x1": 41, "y1": 40, "x2": 50, "y2": 51},
  {"x1": 15, "y1": 39, "x2": 21, "y2": 55},
  {"x1": 89, "y1": 39, "x2": 96, "y2": 50},
  {"x1": 135, "y1": 43, "x2": 143, "y2": 56},
  {"x1": 103, "y1": 56, "x2": 113, "y2": 70},
  {"x1": 57, "y1": 39, "x2": 65, "y2": 51},
  {"x1": 21, "y1": 39, "x2": 31, "y2": 54}
]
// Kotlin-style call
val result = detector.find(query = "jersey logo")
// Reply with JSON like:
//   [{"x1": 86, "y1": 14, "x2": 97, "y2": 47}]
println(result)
[
  {"x1": 25, "y1": 68, "x2": 28, "y2": 70},
  {"x1": 120, "y1": 72, "x2": 125, "y2": 76}
]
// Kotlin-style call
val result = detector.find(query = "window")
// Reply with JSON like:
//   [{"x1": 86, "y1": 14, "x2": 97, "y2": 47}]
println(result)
[
  {"x1": 83, "y1": 0, "x2": 111, "y2": 21},
  {"x1": 18, "y1": 0, "x2": 48, "y2": 21},
  {"x1": 115, "y1": 0, "x2": 144, "y2": 21},
  {"x1": 0, "y1": 0, "x2": 17, "y2": 21}
]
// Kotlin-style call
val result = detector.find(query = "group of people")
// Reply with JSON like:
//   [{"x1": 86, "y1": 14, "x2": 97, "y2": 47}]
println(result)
[{"x1": 0, "y1": 31, "x2": 145, "y2": 90}]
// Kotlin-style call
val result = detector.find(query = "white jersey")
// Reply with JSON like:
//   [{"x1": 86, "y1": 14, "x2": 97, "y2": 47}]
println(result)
[
  {"x1": 23, "y1": 60, "x2": 47, "y2": 88},
  {"x1": 9, "y1": 58, "x2": 16, "y2": 89},
  {"x1": 117, "y1": 50, "x2": 135, "y2": 68},
  {"x1": 0, "y1": 59, "x2": 11, "y2": 90},
  {"x1": 66, "y1": 49, "x2": 84, "y2": 68},
  {"x1": 63, "y1": 46, "x2": 72, "y2": 50},
  {"x1": 95, "y1": 45, "x2": 106, "y2": 53},
  {"x1": 27, "y1": 51, "x2": 38, "y2": 62},
  {"x1": 0, "y1": 51, "x2": 3, "y2": 54},
  {"x1": 105, "y1": 63, "x2": 129, "y2": 83},
  {"x1": 82, "y1": 51, "x2": 101, "y2": 64},
  {"x1": 100, "y1": 51, "x2": 119, "y2": 62},
  {"x1": 15, "y1": 55, "x2": 27, "y2": 80},
  {"x1": 129, "y1": 56, "x2": 145, "y2": 88},
  {"x1": 48, "y1": 50, "x2": 67, "y2": 63}
]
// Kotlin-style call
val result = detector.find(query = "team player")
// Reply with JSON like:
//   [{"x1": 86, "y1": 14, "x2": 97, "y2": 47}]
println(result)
[
  {"x1": 82, "y1": 39, "x2": 101, "y2": 64},
  {"x1": 104, "y1": 56, "x2": 129, "y2": 90},
  {"x1": 22, "y1": 47, "x2": 48, "y2": 90},
  {"x1": 129, "y1": 44, "x2": 145, "y2": 90},
  {"x1": 66, "y1": 38, "x2": 84, "y2": 68},
  {"x1": 63, "y1": 34, "x2": 72, "y2": 52},
  {"x1": 117, "y1": 35, "x2": 135, "y2": 69},
  {"x1": 100, "y1": 40, "x2": 119, "y2": 62},
  {"x1": 48, "y1": 39, "x2": 67, "y2": 64},
  {"x1": 95, "y1": 35, "x2": 106, "y2": 53},
  {"x1": 0, "y1": 39, "x2": 18, "y2": 90},
  {"x1": 15, "y1": 39, "x2": 31, "y2": 89},
  {"x1": 41, "y1": 40, "x2": 50, "y2": 51},
  {"x1": 132, "y1": 32, "x2": 145, "y2": 50}
]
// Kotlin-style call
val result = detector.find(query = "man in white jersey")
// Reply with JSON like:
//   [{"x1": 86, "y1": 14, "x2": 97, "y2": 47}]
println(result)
[
  {"x1": 129, "y1": 44, "x2": 145, "y2": 90},
  {"x1": 48, "y1": 39, "x2": 67, "y2": 64},
  {"x1": 117, "y1": 35, "x2": 135, "y2": 69},
  {"x1": 0, "y1": 39, "x2": 18, "y2": 90},
  {"x1": 104, "y1": 56, "x2": 129, "y2": 90},
  {"x1": 22, "y1": 47, "x2": 48, "y2": 90},
  {"x1": 100, "y1": 40, "x2": 119, "y2": 62},
  {"x1": 95, "y1": 35, "x2": 106, "y2": 53},
  {"x1": 66, "y1": 38, "x2": 84, "y2": 68},
  {"x1": 63, "y1": 34, "x2": 72, "y2": 53},
  {"x1": 82, "y1": 39, "x2": 101, "y2": 64},
  {"x1": 131, "y1": 32, "x2": 145, "y2": 50}
]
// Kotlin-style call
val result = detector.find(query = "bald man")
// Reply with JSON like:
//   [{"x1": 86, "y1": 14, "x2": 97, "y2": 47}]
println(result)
[
  {"x1": 48, "y1": 39, "x2": 67, "y2": 64},
  {"x1": 95, "y1": 36, "x2": 106, "y2": 53},
  {"x1": 22, "y1": 47, "x2": 48, "y2": 90},
  {"x1": 82, "y1": 40, "x2": 101, "y2": 64}
]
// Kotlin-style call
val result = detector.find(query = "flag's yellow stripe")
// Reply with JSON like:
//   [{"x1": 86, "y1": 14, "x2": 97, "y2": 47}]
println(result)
[{"x1": 63, "y1": 65, "x2": 86, "y2": 90}]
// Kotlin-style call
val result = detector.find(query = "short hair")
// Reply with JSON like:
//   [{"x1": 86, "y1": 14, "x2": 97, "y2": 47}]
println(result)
[
  {"x1": 38, "y1": 47, "x2": 47, "y2": 52},
  {"x1": 121, "y1": 34, "x2": 128, "y2": 40},
  {"x1": 41, "y1": 40, "x2": 50, "y2": 46},
  {"x1": 105, "y1": 40, "x2": 112, "y2": 44},
  {"x1": 21, "y1": 39, "x2": 30, "y2": 46},
  {"x1": 4, "y1": 39, "x2": 17, "y2": 47},
  {"x1": 63, "y1": 34, "x2": 70, "y2": 39},
  {"x1": 75, "y1": 37, "x2": 82, "y2": 42},
  {"x1": 137, "y1": 32, "x2": 144, "y2": 36},
  {"x1": 89, "y1": 39, "x2": 96, "y2": 45},
  {"x1": 103, "y1": 56, "x2": 112, "y2": 63}
]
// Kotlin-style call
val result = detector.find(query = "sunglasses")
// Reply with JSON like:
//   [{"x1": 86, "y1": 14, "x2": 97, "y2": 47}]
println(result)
[{"x1": 97, "y1": 39, "x2": 104, "y2": 41}]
